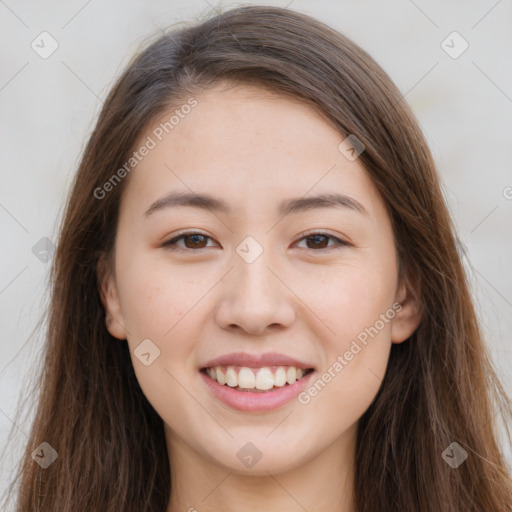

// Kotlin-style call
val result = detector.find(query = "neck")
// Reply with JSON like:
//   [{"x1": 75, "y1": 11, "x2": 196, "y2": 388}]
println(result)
[{"x1": 165, "y1": 423, "x2": 357, "y2": 512}]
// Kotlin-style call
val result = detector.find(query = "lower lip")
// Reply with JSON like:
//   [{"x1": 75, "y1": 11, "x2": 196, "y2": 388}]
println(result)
[{"x1": 200, "y1": 370, "x2": 316, "y2": 412}]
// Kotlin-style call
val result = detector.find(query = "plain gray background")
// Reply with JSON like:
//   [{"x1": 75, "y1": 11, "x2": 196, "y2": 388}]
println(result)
[{"x1": 1, "y1": 0, "x2": 511, "y2": 501}]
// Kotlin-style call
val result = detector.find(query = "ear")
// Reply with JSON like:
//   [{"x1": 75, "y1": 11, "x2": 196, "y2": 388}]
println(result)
[
  {"x1": 390, "y1": 271, "x2": 422, "y2": 344},
  {"x1": 97, "y1": 254, "x2": 127, "y2": 340}
]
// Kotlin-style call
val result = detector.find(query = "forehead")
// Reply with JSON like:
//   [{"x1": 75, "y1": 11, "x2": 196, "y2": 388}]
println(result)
[{"x1": 120, "y1": 82, "x2": 383, "y2": 220}]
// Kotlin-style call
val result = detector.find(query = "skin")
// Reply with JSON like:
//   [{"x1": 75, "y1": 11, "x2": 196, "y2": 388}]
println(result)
[{"x1": 99, "y1": 82, "x2": 422, "y2": 512}]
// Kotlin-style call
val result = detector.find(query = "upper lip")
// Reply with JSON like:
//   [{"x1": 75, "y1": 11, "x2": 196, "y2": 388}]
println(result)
[{"x1": 201, "y1": 352, "x2": 314, "y2": 369}]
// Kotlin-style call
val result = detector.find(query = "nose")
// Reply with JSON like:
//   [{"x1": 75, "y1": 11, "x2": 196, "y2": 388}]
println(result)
[{"x1": 214, "y1": 248, "x2": 296, "y2": 336}]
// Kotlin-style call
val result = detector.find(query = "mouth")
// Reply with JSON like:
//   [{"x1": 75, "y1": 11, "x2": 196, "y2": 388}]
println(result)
[{"x1": 200, "y1": 365, "x2": 315, "y2": 393}]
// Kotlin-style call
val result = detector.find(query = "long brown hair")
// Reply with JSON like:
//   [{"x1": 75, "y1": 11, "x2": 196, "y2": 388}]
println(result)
[{"x1": 3, "y1": 5, "x2": 511, "y2": 511}]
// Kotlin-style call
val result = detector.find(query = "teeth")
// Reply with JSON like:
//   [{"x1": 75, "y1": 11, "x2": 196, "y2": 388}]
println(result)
[
  {"x1": 274, "y1": 366, "x2": 287, "y2": 387},
  {"x1": 204, "y1": 365, "x2": 311, "y2": 390},
  {"x1": 226, "y1": 367, "x2": 238, "y2": 387},
  {"x1": 238, "y1": 367, "x2": 256, "y2": 389},
  {"x1": 215, "y1": 367, "x2": 226, "y2": 385},
  {"x1": 286, "y1": 366, "x2": 296, "y2": 384},
  {"x1": 255, "y1": 367, "x2": 274, "y2": 390}
]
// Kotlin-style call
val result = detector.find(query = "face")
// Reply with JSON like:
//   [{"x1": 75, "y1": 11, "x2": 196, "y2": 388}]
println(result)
[{"x1": 99, "y1": 82, "x2": 421, "y2": 476}]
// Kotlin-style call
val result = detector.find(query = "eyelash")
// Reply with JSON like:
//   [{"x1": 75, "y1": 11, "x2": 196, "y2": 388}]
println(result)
[{"x1": 162, "y1": 230, "x2": 350, "y2": 253}]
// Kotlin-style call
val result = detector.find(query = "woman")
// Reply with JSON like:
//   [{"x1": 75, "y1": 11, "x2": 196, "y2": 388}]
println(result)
[{"x1": 3, "y1": 5, "x2": 511, "y2": 511}]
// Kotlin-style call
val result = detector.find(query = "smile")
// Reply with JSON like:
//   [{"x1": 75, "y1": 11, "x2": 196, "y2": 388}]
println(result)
[
  {"x1": 199, "y1": 365, "x2": 316, "y2": 412},
  {"x1": 201, "y1": 365, "x2": 314, "y2": 391}
]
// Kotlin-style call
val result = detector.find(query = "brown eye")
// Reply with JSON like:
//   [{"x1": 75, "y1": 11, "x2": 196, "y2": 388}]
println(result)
[
  {"x1": 163, "y1": 233, "x2": 216, "y2": 251},
  {"x1": 162, "y1": 231, "x2": 349, "y2": 253},
  {"x1": 305, "y1": 235, "x2": 330, "y2": 249},
  {"x1": 295, "y1": 232, "x2": 349, "y2": 252},
  {"x1": 182, "y1": 234, "x2": 208, "y2": 249}
]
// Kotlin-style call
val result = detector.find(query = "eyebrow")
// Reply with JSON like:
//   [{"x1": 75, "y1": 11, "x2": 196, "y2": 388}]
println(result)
[{"x1": 143, "y1": 191, "x2": 368, "y2": 218}]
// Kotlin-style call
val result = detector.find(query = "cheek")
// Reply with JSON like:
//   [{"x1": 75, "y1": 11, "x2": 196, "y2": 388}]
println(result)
[
  {"x1": 117, "y1": 255, "x2": 194, "y2": 339},
  {"x1": 295, "y1": 339, "x2": 390, "y2": 449},
  {"x1": 294, "y1": 269, "x2": 394, "y2": 438},
  {"x1": 291, "y1": 256, "x2": 397, "y2": 341},
  {"x1": 118, "y1": 269, "x2": 201, "y2": 420},
  {"x1": 293, "y1": 256, "x2": 396, "y2": 403}
]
